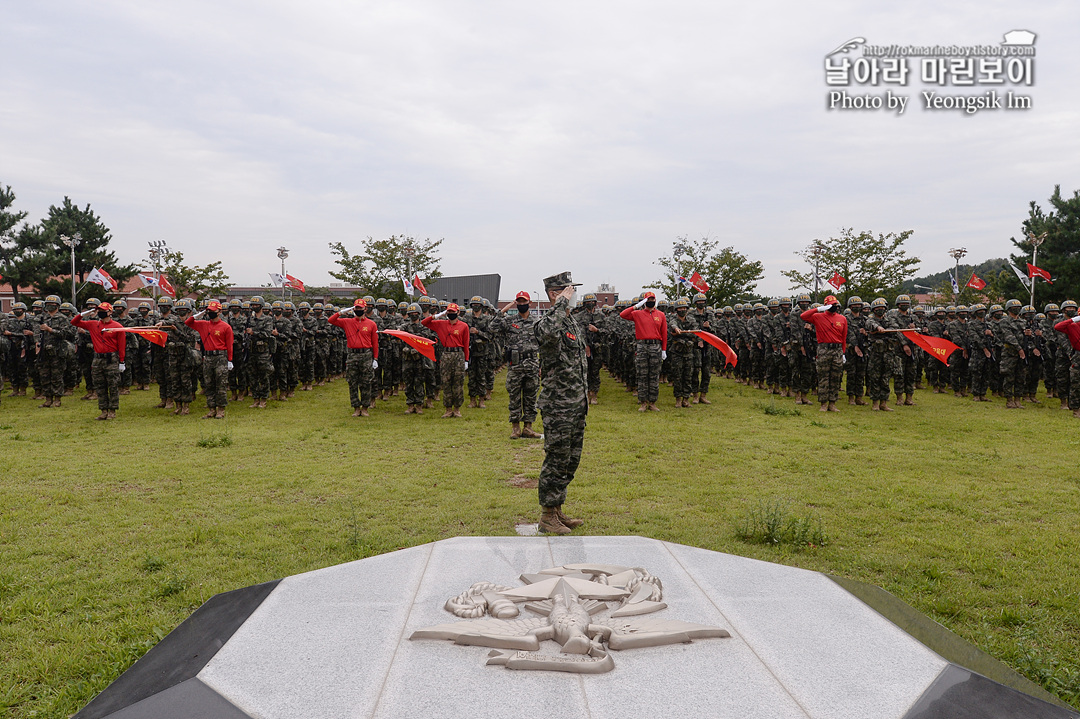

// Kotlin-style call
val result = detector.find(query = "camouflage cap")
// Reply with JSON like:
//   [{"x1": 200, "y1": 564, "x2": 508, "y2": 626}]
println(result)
[{"x1": 542, "y1": 271, "x2": 582, "y2": 290}]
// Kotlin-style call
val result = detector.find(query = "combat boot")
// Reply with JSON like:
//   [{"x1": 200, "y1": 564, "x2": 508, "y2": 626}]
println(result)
[
  {"x1": 827, "y1": 401, "x2": 839, "y2": 412},
  {"x1": 119, "y1": 388, "x2": 130, "y2": 395},
  {"x1": 441, "y1": 408, "x2": 454, "y2": 418},
  {"x1": 352, "y1": 407, "x2": 363, "y2": 417},
  {"x1": 215, "y1": 408, "x2": 225, "y2": 419},
  {"x1": 556, "y1": 506, "x2": 583, "y2": 529},
  {"x1": 452, "y1": 406, "x2": 463, "y2": 417},
  {"x1": 1062, "y1": 398, "x2": 1070, "y2": 409},
  {"x1": 638, "y1": 402, "x2": 648, "y2": 412},
  {"x1": 203, "y1": 408, "x2": 216, "y2": 419},
  {"x1": 82, "y1": 391, "x2": 96, "y2": 401},
  {"x1": 903, "y1": 393, "x2": 915, "y2": 406},
  {"x1": 96, "y1": 409, "x2": 109, "y2": 420},
  {"x1": 107, "y1": 410, "x2": 116, "y2": 420},
  {"x1": 478, "y1": 399, "x2": 486, "y2": 408},
  {"x1": 855, "y1": 396, "x2": 867, "y2": 406},
  {"x1": 648, "y1": 402, "x2": 660, "y2": 412},
  {"x1": 521, "y1": 423, "x2": 542, "y2": 438},
  {"x1": 510, "y1": 422, "x2": 521, "y2": 439},
  {"x1": 539, "y1": 507, "x2": 571, "y2": 535},
  {"x1": 40, "y1": 398, "x2": 54, "y2": 408},
  {"x1": 468, "y1": 397, "x2": 477, "y2": 408},
  {"x1": 485, "y1": 390, "x2": 492, "y2": 401},
  {"x1": 360, "y1": 407, "x2": 369, "y2": 417},
  {"x1": 819, "y1": 403, "x2": 828, "y2": 412},
  {"x1": 691, "y1": 394, "x2": 700, "y2": 404},
  {"x1": 181, "y1": 402, "x2": 190, "y2": 415},
  {"x1": 879, "y1": 400, "x2": 894, "y2": 411},
  {"x1": 871, "y1": 400, "x2": 880, "y2": 410},
  {"x1": 698, "y1": 393, "x2": 711, "y2": 405},
  {"x1": 414, "y1": 405, "x2": 423, "y2": 415},
  {"x1": 164, "y1": 399, "x2": 176, "y2": 410},
  {"x1": 1073, "y1": 409, "x2": 1080, "y2": 419},
  {"x1": 848, "y1": 396, "x2": 856, "y2": 405},
  {"x1": 250, "y1": 399, "x2": 260, "y2": 408}
]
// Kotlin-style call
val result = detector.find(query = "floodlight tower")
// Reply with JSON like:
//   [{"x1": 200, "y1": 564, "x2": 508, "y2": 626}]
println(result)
[
  {"x1": 277, "y1": 246, "x2": 289, "y2": 300},
  {"x1": 948, "y1": 247, "x2": 967, "y2": 302},
  {"x1": 60, "y1": 233, "x2": 81, "y2": 305},
  {"x1": 1028, "y1": 232, "x2": 1047, "y2": 307},
  {"x1": 148, "y1": 240, "x2": 168, "y2": 300}
]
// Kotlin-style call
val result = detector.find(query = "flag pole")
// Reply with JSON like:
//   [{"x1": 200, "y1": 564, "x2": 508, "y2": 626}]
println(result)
[{"x1": 1028, "y1": 232, "x2": 1047, "y2": 308}]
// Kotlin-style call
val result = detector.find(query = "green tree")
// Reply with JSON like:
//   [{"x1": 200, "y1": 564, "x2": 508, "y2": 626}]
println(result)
[
  {"x1": 0, "y1": 185, "x2": 48, "y2": 304},
  {"x1": 1005, "y1": 185, "x2": 1080, "y2": 305},
  {"x1": 647, "y1": 236, "x2": 764, "y2": 306},
  {"x1": 782, "y1": 228, "x2": 920, "y2": 303},
  {"x1": 138, "y1": 249, "x2": 230, "y2": 302},
  {"x1": 329, "y1": 235, "x2": 443, "y2": 304},
  {"x1": 38, "y1": 197, "x2": 138, "y2": 302}
]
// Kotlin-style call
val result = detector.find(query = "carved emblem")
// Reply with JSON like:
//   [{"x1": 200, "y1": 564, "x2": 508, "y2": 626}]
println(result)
[{"x1": 409, "y1": 563, "x2": 730, "y2": 673}]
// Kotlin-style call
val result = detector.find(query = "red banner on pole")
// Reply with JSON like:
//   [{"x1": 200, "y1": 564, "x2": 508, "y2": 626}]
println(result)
[
  {"x1": 380, "y1": 329, "x2": 436, "y2": 361},
  {"x1": 902, "y1": 331, "x2": 959, "y2": 365},
  {"x1": 103, "y1": 326, "x2": 168, "y2": 347},
  {"x1": 689, "y1": 330, "x2": 737, "y2": 367}
]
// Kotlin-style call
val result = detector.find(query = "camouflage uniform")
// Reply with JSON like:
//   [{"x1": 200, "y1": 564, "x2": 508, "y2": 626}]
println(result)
[
  {"x1": 400, "y1": 310, "x2": 434, "y2": 409},
  {"x1": 298, "y1": 305, "x2": 317, "y2": 389},
  {"x1": 690, "y1": 299, "x2": 715, "y2": 398},
  {"x1": 4, "y1": 306, "x2": 35, "y2": 393},
  {"x1": 491, "y1": 307, "x2": 541, "y2": 425},
  {"x1": 865, "y1": 307, "x2": 892, "y2": 404},
  {"x1": 997, "y1": 305, "x2": 1027, "y2": 404},
  {"x1": 35, "y1": 304, "x2": 76, "y2": 402},
  {"x1": 668, "y1": 306, "x2": 698, "y2": 402},
  {"x1": 844, "y1": 303, "x2": 867, "y2": 402},
  {"x1": 967, "y1": 308, "x2": 992, "y2": 399},
  {"x1": 1056, "y1": 303, "x2": 1078, "y2": 405},
  {"x1": 886, "y1": 307, "x2": 917, "y2": 400},
  {"x1": 246, "y1": 308, "x2": 276, "y2": 402},
  {"x1": 463, "y1": 303, "x2": 492, "y2": 403},
  {"x1": 313, "y1": 307, "x2": 331, "y2": 385},
  {"x1": 945, "y1": 313, "x2": 969, "y2": 395},
  {"x1": 162, "y1": 308, "x2": 198, "y2": 405}
]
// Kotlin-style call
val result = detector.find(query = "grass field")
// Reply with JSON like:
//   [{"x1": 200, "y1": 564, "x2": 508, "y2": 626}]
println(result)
[{"x1": 2, "y1": 371, "x2": 1080, "y2": 717}]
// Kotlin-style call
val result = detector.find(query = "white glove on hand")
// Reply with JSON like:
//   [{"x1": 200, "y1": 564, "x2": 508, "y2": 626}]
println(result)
[
  {"x1": 1072, "y1": 315, "x2": 1080, "y2": 323},
  {"x1": 816, "y1": 305, "x2": 829, "y2": 313},
  {"x1": 464, "y1": 361, "x2": 469, "y2": 370},
  {"x1": 435, "y1": 310, "x2": 448, "y2": 318},
  {"x1": 634, "y1": 297, "x2": 648, "y2": 309},
  {"x1": 117, "y1": 363, "x2": 125, "y2": 372},
  {"x1": 227, "y1": 361, "x2": 234, "y2": 370},
  {"x1": 842, "y1": 354, "x2": 847, "y2": 364},
  {"x1": 661, "y1": 350, "x2": 667, "y2": 360},
  {"x1": 372, "y1": 359, "x2": 379, "y2": 369}
]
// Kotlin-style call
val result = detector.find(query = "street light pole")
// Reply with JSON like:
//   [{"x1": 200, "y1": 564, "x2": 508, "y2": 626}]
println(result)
[
  {"x1": 60, "y1": 233, "x2": 81, "y2": 305},
  {"x1": 1028, "y1": 232, "x2": 1047, "y2": 308},
  {"x1": 811, "y1": 241, "x2": 824, "y2": 302},
  {"x1": 948, "y1": 247, "x2": 967, "y2": 302},
  {"x1": 148, "y1": 240, "x2": 168, "y2": 301},
  {"x1": 277, "y1": 247, "x2": 289, "y2": 300}
]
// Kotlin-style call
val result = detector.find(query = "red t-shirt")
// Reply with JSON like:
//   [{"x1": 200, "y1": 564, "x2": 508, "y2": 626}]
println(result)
[
  {"x1": 421, "y1": 316, "x2": 470, "y2": 361},
  {"x1": 1054, "y1": 318, "x2": 1080, "y2": 351},
  {"x1": 801, "y1": 308, "x2": 848, "y2": 352},
  {"x1": 328, "y1": 313, "x2": 379, "y2": 357},
  {"x1": 70, "y1": 315, "x2": 126, "y2": 360},
  {"x1": 185, "y1": 316, "x2": 235, "y2": 360},
  {"x1": 619, "y1": 306, "x2": 668, "y2": 350}
]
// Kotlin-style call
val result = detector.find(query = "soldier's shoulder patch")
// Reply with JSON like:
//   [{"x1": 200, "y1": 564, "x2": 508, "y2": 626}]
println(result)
[{"x1": 566, "y1": 332, "x2": 576, "y2": 340}]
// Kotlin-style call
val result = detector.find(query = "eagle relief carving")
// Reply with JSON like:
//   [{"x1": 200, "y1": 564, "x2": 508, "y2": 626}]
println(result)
[{"x1": 409, "y1": 563, "x2": 730, "y2": 673}]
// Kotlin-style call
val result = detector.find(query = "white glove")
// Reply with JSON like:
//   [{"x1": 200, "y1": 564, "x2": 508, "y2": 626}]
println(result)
[
  {"x1": 1072, "y1": 315, "x2": 1080, "y2": 323},
  {"x1": 661, "y1": 350, "x2": 667, "y2": 360},
  {"x1": 435, "y1": 310, "x2": 448, "y2": 318},
  {"x1": 118, "y1": 362, "x2": 125, "y2": 372},
  {"x1": 634, "y1": 297, "x2": 648, "y2": 309},
  {"x1": 464, "y1": 361, "x2": 469, "y2": 370},
  {"x1": 842, "y1": 354, "x2": 847, "y2": 364},
  {"x1": 227, "y1": 361, "x2": 234, "y2": 370},
  {"x1": 372, "y1": 359, "x2": 379, "y2": 369},
  {"x1": 816, "y1": 305, "x2": 829, "y2": 313}
]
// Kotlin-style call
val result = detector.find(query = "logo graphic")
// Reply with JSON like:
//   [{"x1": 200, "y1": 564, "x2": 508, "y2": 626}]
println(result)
[
  {"x1": 410, "y1": 563, "x2": 730, "y2": 674},
  {"x1": 826, "y1": 37, "x2": 866, "y2": 57}
]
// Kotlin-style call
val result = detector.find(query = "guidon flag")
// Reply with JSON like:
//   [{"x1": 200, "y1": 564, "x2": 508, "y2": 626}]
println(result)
[
  {"x1": 689, "y1": 330, "x2": 737, "y2": 367},
  {"x1": 103, "y1": 326, "x2": 168, "y2": 347},
  {"x1": 1027, "y1": 263, "x2": 1053, "y2": 284},
  {"x1": 380, "y1": 329, "x2": 436, "y2": 361},
  {"x1": 902, "y1": 331, "x2": 960, "y2": 365}
]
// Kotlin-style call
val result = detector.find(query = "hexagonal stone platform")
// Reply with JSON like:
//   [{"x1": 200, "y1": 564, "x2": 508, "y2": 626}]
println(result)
[{"x1": 75, "y1": 536, "x2": 1078, "y2": 719}]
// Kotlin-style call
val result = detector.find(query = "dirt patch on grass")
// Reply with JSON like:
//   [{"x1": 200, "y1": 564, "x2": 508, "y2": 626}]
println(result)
[{"x1": 508, "y1": 474, "x2": 538, "y2": 489}]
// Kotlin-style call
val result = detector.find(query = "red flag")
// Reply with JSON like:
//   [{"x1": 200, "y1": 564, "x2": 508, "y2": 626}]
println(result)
[
  {"x1": 413, "y1": 274, "x2": 427, "y2": 296},
  {"x1": 966, "y1": 272, "x2": 986, "y2": 290},
  {"x1": 1027, "y1": 263, "x2": 1053, "y2": 284},
  {"x1": 689, "y1": 330, "x2": 737, "y2": 367},
  {"x1": 380, "y1": 329, "x2": 436, "y2": 361},
  {"x1": 285, "y1": 274, "x2": 305, "y2": 292},
  {"x1": 689, "y1": 271, "x2": 710, "y2": 294},
  {"x1": 159, "y1": 275, "x2": 176, "y2": 298},
  {"x1": 103, "y1": 326, "x2": 168, "y2": 347},
  {"x1": 902, "y1": 331, "x2": 959, "y2": 365},
  {"x1": 827, "y1": 271, "x2": 846, "y2": 290}
]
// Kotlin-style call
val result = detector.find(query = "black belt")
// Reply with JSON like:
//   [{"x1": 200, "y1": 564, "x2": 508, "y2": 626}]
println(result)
[
  {"x1": 442, "y1": 347, "x2": 464, "y2": 352},
  {"x1": 820, "y1": 342, "x2": 842, "y2": 347},
  {"x1": 348, "y1": 347, "x2": 373, "y2": 354},
  {"x1": 638, "y1": 339, "x2": 661, "y2": 345},
  {"x1": 95, "y1": 352, "x2": 118, "y2": 359},
  {"x1": 203, "y1": 350, "x2": 227, "y2": 356}
]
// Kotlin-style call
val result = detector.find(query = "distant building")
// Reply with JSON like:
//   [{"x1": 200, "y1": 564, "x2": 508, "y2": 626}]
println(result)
[{"x1": 425, "y1": 274, "x2": 501, "y2": 305}]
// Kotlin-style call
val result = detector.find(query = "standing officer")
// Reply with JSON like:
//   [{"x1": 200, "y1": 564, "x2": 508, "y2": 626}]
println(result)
[
  {"x1": 3, "y1": 302, "x2": 35, "y2": 395},
  {"x1": 844, "y1": 297, "x2": 868, "y2": 405},
  {"x1": 578, "y1": 293, "x2": 604, "y2": 404},
  {"x1": 801, "y1": 295, "x2": 848, "y2": 412},
  {"x1": 491, "y1": 291, "x2": 542, "y2": 438},
  {"x1": 619, "y1": 291, "x2": 667, "y2": 412},
  {"x1": 690, "y1": 293, "x2": 715, "y2": 403},
  {"x1": 186, "y1": 300, "x2": 234, "y2": 419},
  {"x1": 998, "y1": 299, "x2": 1027, "y2": 409},
  {"x1": 400, "y1": 303, "x2": 434, "y2": 414},
  {"x1": 329, "y1": 298, "x2": 379, "y2": 417},
  {"x1": 887, "y1": 294, "x2": 918, "y2": 406},
  {"x1": 535, "y1": 272, "x2": 588, "y2": 535},
  {"x1": 70, "y1": 302, "x2": 126, "y2": 419},
  {"x1": 422, "y1": 302, "x2": 470, "y2": 417}
]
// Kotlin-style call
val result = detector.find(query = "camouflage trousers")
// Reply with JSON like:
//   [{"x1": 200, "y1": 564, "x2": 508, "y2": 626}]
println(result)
[
  {"x1": 440, "y1": 350, "x2": 465, "y2": 408},
  {"x1": 7, "y1": 343, "x2": 30, "y2": 389},
  {"x1": 1069, "y1": 351, "x2": 1080, "y2": 411},
  {"x1": 635, "y1": 342, "x2": 662, "y2": 404},
  {"x1": 866, "y1": 349, "x2": 891, "y2": 401},
  {"x1": 816, "y1": 345, "x2": 844, "y2": 403},
  {"x1": 424, "y1": 357, "x2": 438, "y2": 399},
  {"x1": 586, "y1": 351, "x2": 601, "y2": 393},
  {"x1": 202, "y1": 354, "x2": 229, "y2": 409},
  {"x1": 1057, "y1": 351, "x2": 1073, "y2": 403},
  {"x1": 999, "y1": 348, "x2": 1025, "y2": 399},
  {"x1": 845, "y1": 350, "x2": 866, "y2": 397},
  {"x1": 505, "y1": 360, "x2": 539, "y2": 423},
  {"x1": 248, "y1": 351, "x2": 273, "y2": 400},
  {"x1": 402, "y1": 357, "x2": 426, "y2": 406},
  {"x1": 167, "y1": 347, "x2": 196, "y2": 403},
  {"x1": 969, "y1": 352, "x2": 990, "y2": 397},
  {"x1": 346, "y1": 349, "x2": 375, "y2": 408},
  {"x1": 91, "y1": 353, "x2": 120, "y2": 410},
  {"x1": 468, "y1": 346, "x2": 488, "y2": 398},
  {"x1": 38, "y1": 344, "x2": 67, "y2": 398},
  {"x1": 538, "y1": 406, "x2": 587, "y2": 508},
  {"x1": 893, "y1": 351, "x2": 916, "y2": 396},
  {"x1": 949, "y1": 351, "x2": 969, "y2": 393},
  {"x1": 750, "y1": 345, "x2": 766, "y2": 382},
  {"x1": 693, "y1": 344, "x2": 712, "y2": 394},
  {"x1": 299, "y1": 340, "x2": 315, "y2": 384},
  {"x1": 1025, "y1": 356, "x2": 1044, "y2": 396},
  {"x1": 668, "y1": 350, "x2": 695, "y2": 399}
]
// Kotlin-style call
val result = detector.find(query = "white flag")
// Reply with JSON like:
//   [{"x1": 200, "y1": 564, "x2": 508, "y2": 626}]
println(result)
[
  {"x1": 268, "y1": 272, "x2": 284, "y2": 287},
  {"x1": 1008, "y1": 263, "x2": 1031, "y2": 289},
  {"x1": 87, "y1": 267, "x2": 117, "y2": 291},
  {"x1": 137, "y1": 273, "x2": 159, "y2": 288},
  {"x1": 949, "y1": 272, "x2": 959, "y2": 294},
  {"x1": 402, "y1": 276, "x2": 415, "y2": 297}
]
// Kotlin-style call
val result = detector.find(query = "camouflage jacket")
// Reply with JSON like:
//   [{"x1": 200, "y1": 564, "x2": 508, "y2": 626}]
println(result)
[
  {"x1": 534, "y1": 296, "x2": 588, "y2": 414},
  {"x1": 491, "y1": 311, "x2": 540, "y2": 366}
]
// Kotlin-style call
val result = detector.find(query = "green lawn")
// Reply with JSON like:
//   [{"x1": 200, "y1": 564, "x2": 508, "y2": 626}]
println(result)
[{"x1": 2, "y1": 373, "x2": 1079, "y2": 716}]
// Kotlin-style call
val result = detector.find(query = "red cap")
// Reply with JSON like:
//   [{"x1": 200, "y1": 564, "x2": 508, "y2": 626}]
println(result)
[
  {"x1": 207, "y1": 300, "x2": 222, "y2": 311},
  {"x1": 98, "y1": 302, "x2": 113, "y2": 312},
  {"x1": 515, "y1": 291, "x2": 530, "y2": 302},
  {"x1": 447, "y1": 303, "x2": 460, "y2": 313},
  {"x1": 824, "y1": 295, "x2": 838, "y2": 305},
  {"x1": 353, "y1": 298, "x2": 367, "y2": 309},
  {"x1": 643, "y1": 291, "x2": 656, "y2": 299}
]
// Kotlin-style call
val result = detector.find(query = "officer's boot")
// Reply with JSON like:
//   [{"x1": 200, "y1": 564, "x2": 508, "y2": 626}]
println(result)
[
  {"x1": 855, "y1": 395, "x2": 867, "y2": 406},
  {"x1": 478, "y1": 397, "x2": 486, "y2": 409},
  {"x1": 107, "y1": 410, "x2": 116, "y2": 420},
  {"x1": 638, "y1": 402, "x2": 648, "y2": 412},
  {"x1": 40, "y1": 397, "x2": 53, "y2": 408},
  {"x1": 879, "y1": 399, "x2": 894, "y2": 411},
  {"x1": 848, "y1": 396, "x2": 856, "y2": 405},
  {"x1": 441, "y1": 407, "x2": 454, "y2": 418},
  {"x1": 828, "y1": 401, "x2": 839, "y2": 412},
  {"x1": 649, "y1": 402, "x2": 660, "y2": 412},
  {"x1": 164, "y1": 399, "x2": 175, "y2": 410},
  {"x1": 360, "y1": 406, "x2": 370, "y2": 417},
  {"x1": 871, "y1": 400, "x2": 880, "y2": 410},
  {"x1": 453, "y1": 406, "x2": 463, "y2": 418},
  {"x1": 414, "y1": 404, "x2": 423, "y2": 415},
  {"x1": 215, "y1": 407, "x2": 225, "y2": 419},
  {"x1": 904, "y1": 393, "x2": 915, "y2": 406},
  {"x1": 510, "y1": 422, "x2": 521, "y2": 439},
  {"x1": 556, "y1": 506, "x2": 583, "y2": 529},
  {"x1": 538, "y1": 506, "x2": 571, "y2": 535},
  {"x1": 699, "y1": 392, "x2": 711, "y2": 404},
  {"x1": 691, "y1": 393, "x2": 700, "y2": 404},
  {"x1": 521, "y1": 423, "x2": 542, "y2": 438}
]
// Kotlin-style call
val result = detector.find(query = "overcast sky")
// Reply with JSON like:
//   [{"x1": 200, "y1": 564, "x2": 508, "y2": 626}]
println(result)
[{"x1": 3, "y1": 1, "x2": 1077, "y2": 299}]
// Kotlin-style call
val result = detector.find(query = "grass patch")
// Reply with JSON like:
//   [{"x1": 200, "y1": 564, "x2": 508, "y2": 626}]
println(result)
[
  {"x1": 2, "y1": 374, "x2": 1080, "y2": 716},
  {"x1": 753, "y1": 399, "x2": 802, "y2": 416},
  {"x1": 735, "y1": 498, "x2": 828, "y2": 548},
  {"x1": 196, "y1": 434, "x2": 232, "y2": 448}
]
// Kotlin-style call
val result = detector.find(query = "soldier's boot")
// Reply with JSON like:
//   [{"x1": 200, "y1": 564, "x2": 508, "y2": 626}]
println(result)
[
  {"x1": 360, "y1": 407, "x2": 370, "y2": 417},
  {"x1": 82, "y1": 391, "x2": 95, "y2": 400},
  {"x1": 879, "y1": 400, "x2": 894, "y2": 411},
  {"x1": 698, "y1": 393, "x2": 711, "y2": 404},
  {"x1": 119, "y1": 387, "x2": 130, "y2": 395},
  {"x1": 107, "y1": 410, "x2": 116, "y2": 420},
  {"x1": 468, "y1": 397, "x2": 477, "y2": 408},
  {"x1": 441, "y1": 408, "x2": 454, "y2": 418},
  {"x1": 352, "y1": 407, "x2": 363, "y2": 417},
  {"x1": 854, "y1": 396, "x2": 866, "y2": 405},
  {"x1": 871, "y1": 400, "x2": 880, "y2": 410},
  {"x1": 1062, "y1": 397, "x2": 1070, "y2": 409},
  {"x1": 848, "y1": 396, "x2": 856, "y2": 405},
  {"x1": 638, "y1": 402, "x2": 648, "y2": 412},
  {"x1": 164, "y1": 399, "x2": 176, "y2": 410},
  {"x1": 954, "y1": 391, "x2": 962, "y2": 398},
  {"x1": 203, "y1": 408, "x2": 217, "y2": 419},
  {"x1": 249, "y1": 398, "x2": 260, "y2": 408},
  {"x1": 973, "y1": 395, "x2": 989, "y2": 402},
  {"x1": 453, "y1": 406, "x2": 463, "y2": 418},
  {"x1": 180, "y1": 403, "x2": 189, "y2": 415},
  {"x1": 556, "y1": 506, "x2": 583, "y2": 529},
  {"x1": 53, "y1": 396, "x2": 62, "y2": 406},
  {"x1": 95, "y1": 409, "x2": 109, "y2": 420},
  {"x1": 648, "y1": 402, "x2": 660, "y2": 412},
  {"x1": 425, "y1": 398, "x2": 435, "y2": 409},
  {"x1": 819, "y1": 402, "x2": 829, "y2": 412},
  {"x1": 40, "y1": 397, "x2": 54, "y2": 408},
  {"x1": 827, "y1": 401, "x2": 840, "y2": 412},
  {"x1": 521, "y1": 423, "x2": 542, "y2": 438},
  {"x1": 538, "y1": 507, "x2": 571, "y2": 535},
  {"x1": 213, "y1": 408, "x2": 224, "y2": 419},
  {"x1": 915, "y1": 381, "x2": 924, "y2": 389},
  {"x1": 903, "y1": 393, "x2": 915, "y2": 406},
  {"x1": 1072, "y1": 408, "x2": 1080, "y2": 419},
  {"x1": 64, "y1": 388, "x2": 74, "y2": 396},
  {"x1": 478, "y1": 399, "x2": 486, "y2": 409},
  {"x1": 510, "y1": 422, "x2": 521, "y2": 439},
  {"x1": 414, "y1": 405, "x2": 423, "y2": 415},
  {"x1": 485, "y1": 390, "x2": 492, "y2": 401}
]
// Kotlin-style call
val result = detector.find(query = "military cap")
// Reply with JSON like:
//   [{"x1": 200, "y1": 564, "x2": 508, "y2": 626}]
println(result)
[
  {"x1": 363, "y1": 295, "x2": 375, "y2": 305},
  {"x1": 895, "y1": 294, "x2": 911, "y2": 305},
  {"x1": 85, "y1": 297, "x2": 101, "y2": 307},
  {"x1": 283, "y1": 301, "x2": 295, "y2": 310},
  {"x1": 693, "y1": 293, "x2": 707, "y2": 304},
  {"x1": 45, "y1": 295, "x2": 61, "y2": 305},
  {"x1": 407, "y1": 303, "x2": 420, "y2": 314},
  {"x1": 1061, "y1": 299, "x2": 1078, "y2": 310},
  {"x1": 113, "y1": 300, "x2": 127, "y2": 309},
  {"x1": 12, "y1": 302, "x2": 27, "y2": 311},
  {"x1": 157, "y1": 296, "x2": 173, "y2": 307},
  {"x1": 60, "y1": 302, "x2": 75, "y2": 312},
  {"x1": 1004, "y1": 299, "x2": 1023, "y2": 312},
  {"x1": 207, "y1": 300, "x2": 223, "y2": 311},
  {"x1": 398, "y1": 301, "x2": 408, "y2": 311},
  {"x1": 542, "y1": 271, "x2": 581, "y2": 290},
  {"x1": 674, "y1": 297, "x2": 689, "y2": 309},
  {"x1": 582, "y1": 293, "x2": 597, "y2": 303},
  {"x1": 353, "y1": 298, "x2": 367, "y2": 309},
  {"x1": 767, "y1": 298, "x2": 780, "y2": 309},
  {"x1": 32, "y1": 299, "x2": 44, "y2": 309},
  {"x1": 446, "y1": 302, "x2": 460, "y2": 312},
  {"x1": 97, "y1": 302, "x2": 113, "y2": 312},
  {"x1": 271, "y1": 300, "x2": 283, "y2": 310},
  {"x1": 989, "y1": 304, "x2": 1004, "y2": 314},
  {"x1": 847, "y1": 296, "x2": 863, "y2": 307},
  {"x1": 297, "y1": 301, "x2": 310, "y2": 310}
]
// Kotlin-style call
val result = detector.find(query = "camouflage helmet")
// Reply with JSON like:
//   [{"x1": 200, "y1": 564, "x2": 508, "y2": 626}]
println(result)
[
  {"x1": 989, "y1": 304, "x2": 1004, "y2": 314},
  {"x1": 174, "y1": 298, "x2": 193, "y2": 311},
  {"x1": 297, "y1": 301, "x2": 310, "y2": 310},
  {"x1": 32, "y1": 299, "x2": 45, "y2": 309},
  {"x1": 895, "y1": 294, "x2": 911, "y2": 306},
  {"x1": 674, "y1": 297, "x2": 690, "y2": 309},
  {"x1": 362, "y1": 295, "x2": 375, "y2": 306},
  {"x1": 796, "y1": 293, "x2": 811, "y2": 304},
  {"x1": 407, "y1": 303, "x2": 421, "y2": 315},
  {"x1": 60, "y1": 302, "x2": 75, "y2": 312},
  {"x1": 250, "y1": 295, "x2": 265, "y2": 305},
  {"x1": 45, "y1": 294, "x2": 61, "y2": 305},
  {"x1": 1060, "y1": 299, "x2": 1078, "y2": 313},
  {"x1": 283, "y1": 301, "x2": 295, "y2": 311},
  {"x1": 733, "y1": 303, "x2": 743, "y2": 312},
  {"x1": 957, "y1": 305, "x2": 969, "y2": 314},
  {"x1": 12, "y1": 301, "x2": 27, "y2": 311},
  {"x1": 398, "y1": 301, "x2": 408, "y2": 311},
  {"x1": 693, "y1": 293, "x2": 707, "y2": 304},
  {"x1": 583, "y1": 293, "x2": 597, "y2": 304},
  {"x1": 767, "y1": 298, "x2": 780, "y2": 310},
  {"x1": 417, "y1": 295, "x2": 432, "y2": 307},
  {"x1": 85, "y1": 297, "x2": 101, "y2": 307},
  {"x1": 227, "y1": 298, "x2": 242, "y2": 308},
  {"x1": 139, "y1": 301, "x2": 152, "y2": 310},
  {"x1": 870, "y1": 297, "x2": 888, "y2": 311},
  {"x1": 723, "y1": 305, "x2": 734, "y2": 315},
  {"x1": 970, "y1": 303, "x2": 986, "y2": 313},
  {"x1": 945, "y1": 306, "x2": 957, "y2": 314},
  {"x1": 1021, "y1": 304, "x2": 1036, "y2": 315},
  {"x1": 1044, "y1": 303, "x2": 1059, "y2": 313},
  {"x1": 157, "y1": 295, "x2": 174, "y2": 307},
  {"x1": 779, "y1": 296, "x2": 791, "y2": 307},
  {"x1": 1004, "y1": 299, "x2": 1023, "y2": 312},
  {"x1": 1036, "y1": 313, "x2": 1046, "y2": 321},
  {"x1": 847, "y1": 296, "x2": 863, "y2": 307},
  {"x1": 241, "y1": 301, "x2": 251, "y2": 310},
  {"x1": 913, "y1": 305, "x2": 926, "y2": 314},
  {"x1": 469, "y1": 295, "x2": 484, "y2": 306},
  {"x1": 113, "y1": 299, "x2": 128, "y2": 309},
  {"x1": 271, "y1": 300, "x2": 284, "y2": 310},
  {"x1": 312, "y1": 302, "x2": 324, "y2": 310},
  {"x1": 753, "y1": 302, "x2": 765, "y2": 311}
]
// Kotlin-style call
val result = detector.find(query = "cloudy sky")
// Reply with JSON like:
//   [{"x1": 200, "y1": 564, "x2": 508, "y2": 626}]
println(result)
[{"x1": 3, "y1": 1, "x2": 1077, "y2": 299}]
